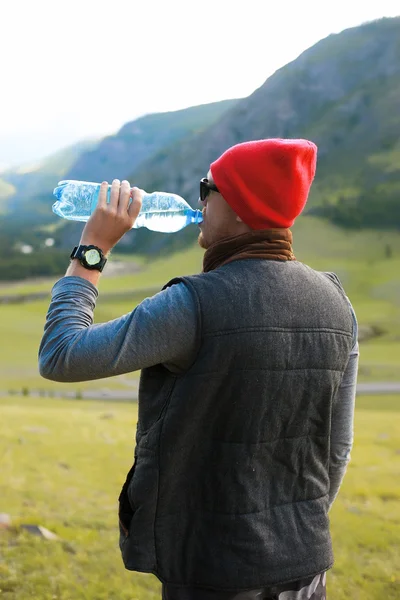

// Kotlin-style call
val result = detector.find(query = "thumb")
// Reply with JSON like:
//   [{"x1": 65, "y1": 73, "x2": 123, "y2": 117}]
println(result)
[{"x1": 128, "y1": 187, "x2": 143, "y2": 221}]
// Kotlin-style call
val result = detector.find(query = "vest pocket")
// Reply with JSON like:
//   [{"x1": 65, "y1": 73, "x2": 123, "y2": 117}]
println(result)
[{"x1": 118, "y1": 460, "x2": 137, "y2": 538}]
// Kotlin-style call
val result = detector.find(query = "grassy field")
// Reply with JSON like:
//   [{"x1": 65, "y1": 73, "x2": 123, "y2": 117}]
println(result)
[
  {"x1": 0, "y1": 245, "x2": 204, "y2": 395},
  {"x1": 1, "y1": 217, "x2": 399, "y2": 394},
  {"x1": 0, "y1": 393, "x2": 399, "y2": 600},
  {"x1": 0, "y1": 217, "x2": 399, "y2": 598}
]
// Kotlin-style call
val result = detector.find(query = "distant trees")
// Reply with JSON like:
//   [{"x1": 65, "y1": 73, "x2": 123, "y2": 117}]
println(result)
[
  {"x1": 0, "y1": 250, "x2": 67, "y2": 280},
  {"x1": 0, "y1": 215, "x2": 66, "y2": 280},
  {"x1": 310, "y1": 187, "x2": 400, "y2": 230}
]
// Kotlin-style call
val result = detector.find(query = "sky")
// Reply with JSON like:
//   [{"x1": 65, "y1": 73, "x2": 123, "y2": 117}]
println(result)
[{"x1": 1, "y1": 0, "x2": 399, "y2": 169}]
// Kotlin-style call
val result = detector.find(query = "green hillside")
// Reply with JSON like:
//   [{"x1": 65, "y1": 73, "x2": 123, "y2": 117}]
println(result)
[
  {"x1": 65, "y1": 99, "x2": 239, "y2": 183},
  {"x1": 1, "y1": 17, "x2": 400, "y2": 277},
  {"x1": 3, "y1": 139, "x2": 99, "y2": 210},
  {"x1": 0, "y1": 100, "x2": 238, "y2": 280},
  {"x1": 0, "y1": 178, "x2": 15, "y2": 213},
  {"x1": 0, "y1": 216, "x2": 399, "y2": 391},
  {"x1": 125, "y1": 16, "x2": 400, "y2": 255}
]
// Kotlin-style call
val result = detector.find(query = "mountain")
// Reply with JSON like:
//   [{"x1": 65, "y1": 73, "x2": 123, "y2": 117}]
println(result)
[
  {"x1": 1, "y1": 16, "x2": 400, "y2": 278},
  {"x1": 2, "y1": 139, "x2": 99, "y2": 210},
  {"x1": 124, "y1": 16, "x2": 400, "y2": 253},
  {"x1": 3, "y1": 100, "x2": 238, "y2": 215},
  {"x1": 0, "y1": 179, "x2": 15, "y2": 213},
  {"x1": 64, "y1": 99, "x2": 239, "y2": 183},
  {"x1": 4, "y1": 100, "x2": 238, "y2": 221},
  {"x1": 0, "y1": 99, "x2": 239, "y2": 280}
]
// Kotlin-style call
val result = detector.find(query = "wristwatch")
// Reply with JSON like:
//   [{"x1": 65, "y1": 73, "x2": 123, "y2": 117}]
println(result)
[{"x1": 70, "y1": 245, "x2": 107, "y2": 272}]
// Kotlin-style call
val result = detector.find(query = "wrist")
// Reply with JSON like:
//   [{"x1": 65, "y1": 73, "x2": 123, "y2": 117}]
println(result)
[
  {"x1": 79, "y1": 238, "x2": 112, "y2": 257},
  {"x1": 66, "y1": 260, "x2": 102, "y2": 286}
]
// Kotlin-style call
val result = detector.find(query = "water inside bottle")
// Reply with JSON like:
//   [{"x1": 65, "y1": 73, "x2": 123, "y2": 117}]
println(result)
[
  {"x1": 132, "y1": 192, "x2": 202, "y2": 232},
  {"x1": 133, "y1": 210, "x2": 192, "y2": 233},
  {"x1": 53, "y1": 181, "x2": 100, "y2": 222}
]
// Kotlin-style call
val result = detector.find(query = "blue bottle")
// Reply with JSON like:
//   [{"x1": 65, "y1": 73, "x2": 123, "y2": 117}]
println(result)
[{"x1": 52, "y1": 180, "x2": 203, "y2": 233}]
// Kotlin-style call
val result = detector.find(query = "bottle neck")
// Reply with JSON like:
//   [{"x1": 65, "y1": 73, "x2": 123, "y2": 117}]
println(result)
[{"x1": 187, "y1": 208, "x2": 203, "y2": 224}]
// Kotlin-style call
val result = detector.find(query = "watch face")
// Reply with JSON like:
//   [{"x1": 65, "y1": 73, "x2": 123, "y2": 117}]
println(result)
[{"x1": 84, "y1": 248, "x2": 101, "y2": 265}]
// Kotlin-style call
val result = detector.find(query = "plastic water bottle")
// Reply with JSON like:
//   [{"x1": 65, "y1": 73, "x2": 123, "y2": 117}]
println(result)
[{"x1": 52, "y1": 180, "x2": 203, "y2": 233}]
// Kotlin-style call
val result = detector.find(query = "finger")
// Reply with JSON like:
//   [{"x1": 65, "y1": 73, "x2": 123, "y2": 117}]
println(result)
[
  {"x1": 128, "y1": 187, "x2": 143, "y2": 221},
  {"x1": 98, "y1": 181, "x2": 108, "y2": 208},
  {"x1": 110, "y1": 179, "x2": 120, "y2": 210},
  {"x1": 117, "y1": 180, "x2": 131, "y2": 214}
]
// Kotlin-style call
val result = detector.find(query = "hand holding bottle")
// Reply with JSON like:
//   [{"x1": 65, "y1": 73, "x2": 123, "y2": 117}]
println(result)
[{"x1": 80, "y1": 180, "x2": 142, "y2": 254}]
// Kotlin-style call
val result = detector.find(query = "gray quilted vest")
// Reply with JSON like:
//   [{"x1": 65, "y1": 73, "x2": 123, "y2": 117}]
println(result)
[{"x1": 118, "y1": 259, "x2": 354, "y2": 591}]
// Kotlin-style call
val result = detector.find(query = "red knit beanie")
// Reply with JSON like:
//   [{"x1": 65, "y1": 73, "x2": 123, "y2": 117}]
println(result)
[{"x1": 210, "y1": 138, "x2": 317, "y2": 229}]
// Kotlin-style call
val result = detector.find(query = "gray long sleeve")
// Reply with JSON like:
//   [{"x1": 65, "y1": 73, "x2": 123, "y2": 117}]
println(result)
[{"x1": 39, "y1": 276, "x2": 198, "y2": 382}]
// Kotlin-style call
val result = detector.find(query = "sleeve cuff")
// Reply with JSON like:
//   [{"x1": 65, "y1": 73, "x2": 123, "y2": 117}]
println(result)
[{"x1": 51, "y1": 276, "x2": 99, "y2": 300}]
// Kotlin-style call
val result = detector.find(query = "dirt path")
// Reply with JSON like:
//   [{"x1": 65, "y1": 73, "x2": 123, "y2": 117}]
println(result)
[{"x1": 2, "y1": 382, "x2": 400, "y2": 401}]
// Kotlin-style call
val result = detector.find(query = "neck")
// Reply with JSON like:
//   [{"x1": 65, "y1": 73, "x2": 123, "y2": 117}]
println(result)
[{"x1": 203, "y1": 229, "x2": 295, "y2": 273}]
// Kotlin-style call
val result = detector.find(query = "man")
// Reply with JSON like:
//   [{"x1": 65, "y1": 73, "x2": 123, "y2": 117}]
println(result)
[{"x1": 39, "y1": 139, "x2": 359, "y2": 600}]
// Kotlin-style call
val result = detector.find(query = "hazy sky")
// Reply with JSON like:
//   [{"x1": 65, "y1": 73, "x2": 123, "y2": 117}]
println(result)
[{"x1": 1, "y1": 0, "x2": 399, "y2": 168}]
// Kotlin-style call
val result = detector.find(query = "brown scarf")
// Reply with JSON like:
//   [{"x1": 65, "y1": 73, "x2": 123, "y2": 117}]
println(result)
[{"x1": 203, "y1": 229, "x2": 295, "y2": 273}]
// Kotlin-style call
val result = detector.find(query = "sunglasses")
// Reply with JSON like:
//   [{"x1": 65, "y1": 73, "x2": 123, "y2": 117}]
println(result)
[{"x1": 200, "y1": 178, "x2": 219, "y2": 203}]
